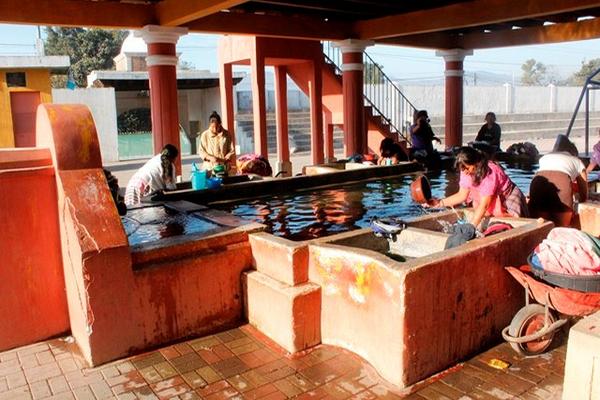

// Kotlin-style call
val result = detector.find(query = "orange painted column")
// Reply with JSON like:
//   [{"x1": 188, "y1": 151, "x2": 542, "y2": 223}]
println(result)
[
  {"x1": 251, "y1": 50, "x2": 268, "y2": 158},
  {"x1": 274, "y1": 65, "x2": 291, "y2": 176},
  {"x1": 137, "y1": 26, "x2": 188, "y2": 174},
  {"x1": 336, "y1": 39, "x2": 373, "y2": 156},
  {"x1": 309, "y1": 60, "x2": 324, "y2": 165},
  {"x1": 436, "y1": 49, "x2": 473, "y2": 149},
  {"x1": 219, "y1": 62, "x2": 236, "y2": 150}
]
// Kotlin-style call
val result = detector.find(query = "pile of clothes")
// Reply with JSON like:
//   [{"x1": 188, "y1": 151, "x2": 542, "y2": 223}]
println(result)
[
  {"x1": 236, "y1": 154, "x2": 273, "y2": 177},
  {"x1": 534, "y1": 227, "x2": 600, "y2": 276},
  {"x1": 506, "y1": 142, "x2": 539, "y2": 159}
]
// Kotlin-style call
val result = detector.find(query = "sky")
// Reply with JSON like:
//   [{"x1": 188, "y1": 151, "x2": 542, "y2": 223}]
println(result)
[{"x1": 2, "y1": 23, "x2": 599, "y2": 85}]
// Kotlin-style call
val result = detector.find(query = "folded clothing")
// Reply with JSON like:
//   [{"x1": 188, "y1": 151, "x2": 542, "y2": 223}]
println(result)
[{"x1": 535, "y1": 227, "x2": 600, "y2": 276}]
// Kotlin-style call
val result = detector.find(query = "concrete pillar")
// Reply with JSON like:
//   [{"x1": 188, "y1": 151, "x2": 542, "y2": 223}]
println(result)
[
  {"x1": 274, "y1": 66, "x2": 291, "y2": 176},
  {"x1": 219, "y1": 62, "x2": 236, "y2": 150},
  {"x1": 309, "y1": 60, "x2": 324, "y2": 165},
  {"x1": 549, "y1": 84, "x2": 557, "y2": 112},
  {"x1": 436, "y1": 49, "x2": 473, "y2": 149},
  {"x1": 335, "y1": 39, "x2": 373, "y2": 156},
  {"x1": 137, "y1": 25, "x2": 188, "y2": 174},
  {"x1": 503, "y1": 83, "x2": 514, "y2": 114},
  {"x1": 324, "y1": 112, "x2": 335, "y2": 163},
  {"x1": 562, "y1": 311, "x2": 600, "y2": 399},
  {"x1": 251, "y1": 51, "x2": 268, "y2": 158}
]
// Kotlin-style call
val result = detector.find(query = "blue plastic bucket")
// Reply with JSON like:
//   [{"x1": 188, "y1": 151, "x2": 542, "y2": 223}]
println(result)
[
  {"x1": 207, "y1": 177, "x2": 222, "y2": 189},
  {"x1": 191, "y1": 169, "x2": 207, "y2": 190}
]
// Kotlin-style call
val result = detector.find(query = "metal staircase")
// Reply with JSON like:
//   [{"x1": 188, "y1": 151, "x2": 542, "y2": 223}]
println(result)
[{"x1": 322, "y1": 42, "x2": 417, "y2": 143}]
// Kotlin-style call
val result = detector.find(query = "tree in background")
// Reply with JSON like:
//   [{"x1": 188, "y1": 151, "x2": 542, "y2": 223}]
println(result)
[
  {"x1": 364, "y1": 61, "x2": 385, "y2": 84},
  {"x1": 521, "y1": 58, "x2": 548, "y2": 86},
  {"x1": 44, "y1": 28, "x2": 127, "y2": 88},
  {"x1": 117, "y1": 108, "x2": 152, "y2": 133},
  {"x1": 567, "y1": 58, "x2": 600, "y2": 86}
]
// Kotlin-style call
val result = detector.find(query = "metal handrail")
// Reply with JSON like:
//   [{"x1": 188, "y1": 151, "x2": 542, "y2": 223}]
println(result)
[
  {"x1": 322, "y1": 42, "x2": 417, "y2": 143},
  {"x1": 566, "y1": 66, "x2": 600, "y2": 154}
]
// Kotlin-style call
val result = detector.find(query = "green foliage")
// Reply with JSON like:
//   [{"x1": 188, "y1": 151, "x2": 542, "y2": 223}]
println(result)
[
  {"x1": 567, "y1": 58, "x2": 600, "y2": 86},
  {"x1": 520, "y1": 59, "x2": 548, "y2": 86},
  {"x1": 44, "y1": 27, "x2": 127, "y2": 88},
  {"x1": 365, "y1": 61, "x2": 385, "y2": 84},
  {"x1": 118, "y1": 108, "x2": 151, "y2": 133}
]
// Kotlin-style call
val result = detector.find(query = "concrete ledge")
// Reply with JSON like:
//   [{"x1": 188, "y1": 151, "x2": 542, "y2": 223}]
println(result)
[
  {"x1": 563, "y1": 311, "x2": 600, "y2": 399},
  {"x1": 249, "y1": 232, "x2": 309, "y2": 285},
  {"x1": 243, "y1": 271, "x2": 321, "y2": 353}
]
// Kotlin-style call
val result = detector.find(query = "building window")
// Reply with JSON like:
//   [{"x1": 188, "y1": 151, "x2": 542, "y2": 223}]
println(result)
[{"x1": 6, "y1": 72, "x2": 27, "y2": 87}]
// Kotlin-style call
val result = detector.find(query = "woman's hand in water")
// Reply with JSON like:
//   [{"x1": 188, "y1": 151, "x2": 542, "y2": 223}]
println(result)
[{"x1": 422, "y1": 198, "x2": 441, "y2": 208}]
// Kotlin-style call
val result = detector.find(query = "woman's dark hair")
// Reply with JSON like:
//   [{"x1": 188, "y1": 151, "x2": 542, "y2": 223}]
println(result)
[
  {"x1": 485, "y1": 112, "x2": 496, "y2": 121},
  {"x1": 379, "y1": 138, "x2": 394, "y2": 157},
  {"x1": 455, "y1": 146, "x2": 489, "y2": 186},
  {"x1": 379, "y1": 138, "x2": 408, "y2": 161},
  {"x1": 209, "y1": 111, "x2": 222, "y2": 125},
  {"x1": 553, "y1": 134, "x2": 579, "y2": 157},
  {"x1": 160, "y1": 144, "x2": 178, "y2": 182}
]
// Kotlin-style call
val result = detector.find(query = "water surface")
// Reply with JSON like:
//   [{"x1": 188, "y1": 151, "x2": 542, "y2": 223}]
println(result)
[{"x1": 213, "y1": 163, "x2": 538, "y2": 241}]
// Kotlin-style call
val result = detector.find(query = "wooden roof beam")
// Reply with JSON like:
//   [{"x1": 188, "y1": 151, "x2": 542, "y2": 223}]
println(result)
[
  {"x1": 381, "y1": 16, "x2": 600, "y2": 50},
  {"x1": 354, "y1": 0, "x2": 600, "y2": 40},
  {"x1": 0, "y1": 0, "x2": 155, "y2": 28},
  {"x1": 186, "y1": 11, "x2": 354, "y2": 40},
  {"x1": 156, "y1": 0, "x2": 248, "y2": 26},
  {"x1": 459, "y1": 16, "x2": 600, "y2": 49},
  {"x1": 378, "y1": 32, "x2": 460, "y2": 50}
]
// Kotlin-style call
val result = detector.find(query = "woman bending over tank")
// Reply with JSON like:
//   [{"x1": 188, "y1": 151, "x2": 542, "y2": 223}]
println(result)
[
  {"x1": 528, "y1": 135, "x2": 587, "y2": 227},
  {"x1": 427, "y1": 146, "x2": 528, "y2": 229},
  {"x1": 125, "y1": 144, "x2": 178, "y2": 206}
]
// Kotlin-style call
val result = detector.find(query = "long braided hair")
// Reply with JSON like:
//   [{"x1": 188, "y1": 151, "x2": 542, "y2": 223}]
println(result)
[
  {"x1": 455, "y1": 146, "x2": 489, "y2": 186},
  {"x1": 160, "y1": 144, "x2": 179, "y2": 183}
]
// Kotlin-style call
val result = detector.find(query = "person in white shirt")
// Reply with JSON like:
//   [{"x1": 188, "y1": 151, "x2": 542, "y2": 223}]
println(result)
[
  {"x1": 528, "y1": 135, "x2": 587, "y2": 227},
  {"x1": 125, "y1": 144, "x2": 178, "y2": 206}
]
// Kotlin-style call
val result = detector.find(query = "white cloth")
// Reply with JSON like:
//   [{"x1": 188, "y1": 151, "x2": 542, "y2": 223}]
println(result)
[
  {"x1": 125, "y1": 154, "x2": 177, "y2": 205},
  {"x1": 537, "y1": 152, "x2": 585, "y2": 181}
]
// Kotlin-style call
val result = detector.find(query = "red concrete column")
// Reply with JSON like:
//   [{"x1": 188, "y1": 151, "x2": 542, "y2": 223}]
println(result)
[
  {"x1": 251, "y1": 51, "x2": 268, "y2": 158},
  {"x1": 336, "y1": 39, "x2": 373, "y2": 156},
  {"x1": 274, "y1": 66, "x2": 292, "y2": 176},
  {"x1": 219, "y1": 62, "x2": 236, "y2": 149},
  {"x1": 309, "y1": 60, "x2": 324, "y2": 165},
  {"x1": 137, "y1": 25, "x2": 188, "y2": 174},
  {"x1": 324, "y1": 112, "x2": 334, "y2": 162},
  {"x1": 436, "y1": 49, "x2": 473, "y2": 149}
]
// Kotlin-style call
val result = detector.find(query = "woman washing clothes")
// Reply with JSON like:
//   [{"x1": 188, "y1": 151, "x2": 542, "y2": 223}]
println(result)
[
  {"x1": 427, "y1": 146, "x2": 528, "y2": 229},
  {"x1": 378, "y1": 137, "x2": 408, "y2": 165},
  {"x1": 528, "y1": 135, "x2": 587, "y2": 227},
  {"x1": 199, "y1": 111, "x2": 235, "y2": 172},
  {"x1": 124, "y1": 144, "x2": 179, "y2": 206}
]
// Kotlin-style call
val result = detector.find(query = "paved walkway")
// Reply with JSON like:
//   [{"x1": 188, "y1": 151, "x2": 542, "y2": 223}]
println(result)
[{"x1": 0, "y1": 324, "x2": 565, "y2": 400}]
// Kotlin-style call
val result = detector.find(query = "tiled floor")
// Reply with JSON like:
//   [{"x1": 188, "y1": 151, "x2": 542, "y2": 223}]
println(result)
[{"x1": 0, "y1": 324, "x2": 565, "y2": 399}]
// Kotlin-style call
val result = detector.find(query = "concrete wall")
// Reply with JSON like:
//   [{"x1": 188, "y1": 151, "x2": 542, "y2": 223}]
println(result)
[
  {"x1": 396, "y1": 84, "x2": 600, "y2": 117},
  {"x1": 185, "y1": 87, "x2": 222, "y2": 133},
  {"x1": 0, "y1": 148, "x2": 70, "y2": 351},
  {"x1": 0, "y1": 69, "x2": 53, "y2": 147},
  {"x1": 53, "y1": 88, "x2": 119, "y2": 162}
]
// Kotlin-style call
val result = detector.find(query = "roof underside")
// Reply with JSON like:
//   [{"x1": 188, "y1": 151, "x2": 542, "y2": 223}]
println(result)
[{"x1": 3, "y1": 0, "x2": 600, "y2": 49}]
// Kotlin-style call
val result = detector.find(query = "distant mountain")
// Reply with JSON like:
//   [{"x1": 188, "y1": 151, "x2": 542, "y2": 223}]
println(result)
[{"x1": 392, "y1": 70, "x2": 514, "y2": 86}]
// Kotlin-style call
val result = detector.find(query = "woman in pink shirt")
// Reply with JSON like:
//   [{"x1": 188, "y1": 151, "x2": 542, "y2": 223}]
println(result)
[{"x1": 429, "y1": 147, "x2": 528, "y2": 228}]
